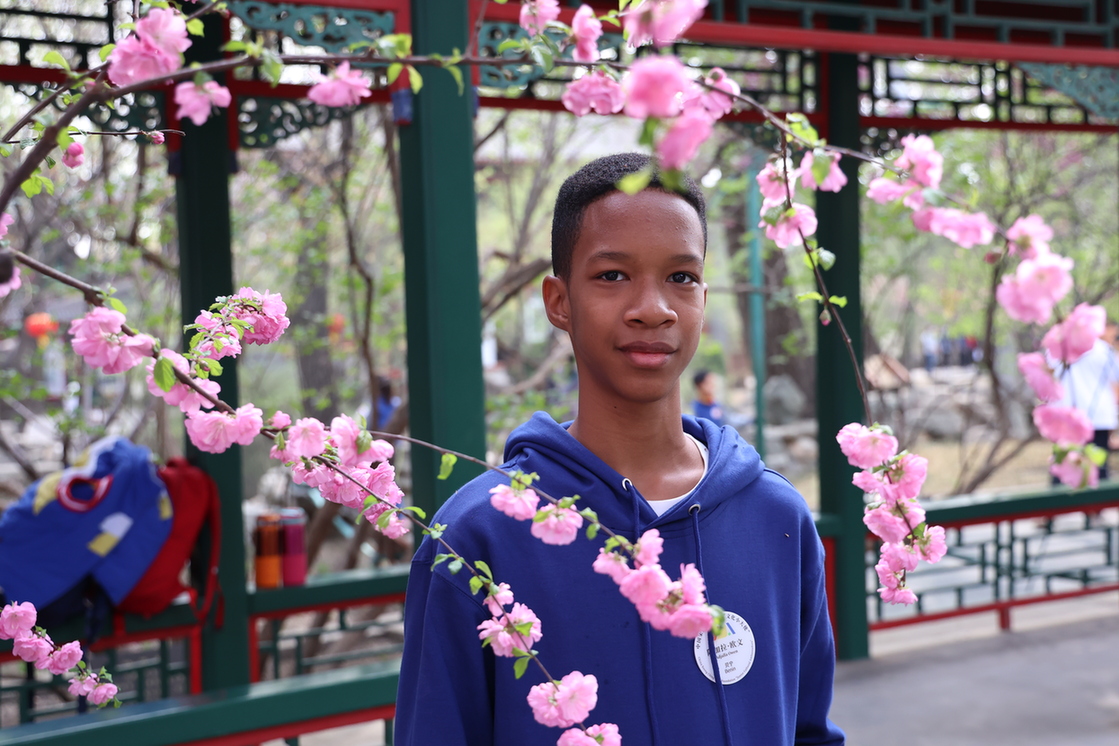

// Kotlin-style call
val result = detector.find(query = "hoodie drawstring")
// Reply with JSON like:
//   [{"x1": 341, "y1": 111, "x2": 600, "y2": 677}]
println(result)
[
  {"x1": 628, "y1": 478, "x2": 662, "y2": 746},
  {"x1": 691, "y1": 503, "x2": 735, "y2": 746}
]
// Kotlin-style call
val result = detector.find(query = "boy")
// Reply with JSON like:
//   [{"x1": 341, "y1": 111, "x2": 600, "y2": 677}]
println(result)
[
  {"x1": 692, "y1": 369, "x2": 726, "y2": 426},
  {"x1": 395, "y1": 154, "x2": 844, "y2": 745}
]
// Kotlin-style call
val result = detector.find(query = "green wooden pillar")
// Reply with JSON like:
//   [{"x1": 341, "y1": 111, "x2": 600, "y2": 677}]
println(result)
[
  {"x1": 398, "y1": 0, "x2": 487, "y2": 520},
  {"x1": 815, "y1": 49, "x2": 869, "y2": 660},
  {"x1": 175, "y1": 10, "x2": 251, "y2": 688}
]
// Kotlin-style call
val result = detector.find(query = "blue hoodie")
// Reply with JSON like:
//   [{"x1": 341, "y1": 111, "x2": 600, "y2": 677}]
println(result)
[{"x1": 395, "y1": 413, "x2": 845, "y2": 746}]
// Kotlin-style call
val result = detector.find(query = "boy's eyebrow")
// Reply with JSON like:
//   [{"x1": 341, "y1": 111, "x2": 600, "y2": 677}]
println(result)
[{"x1": 586, "y1": 250, "x2": 704, "y2": 266}]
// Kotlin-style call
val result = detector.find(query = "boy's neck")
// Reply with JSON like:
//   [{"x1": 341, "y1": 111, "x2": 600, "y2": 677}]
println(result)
[{"x1": 568, "y1": 385, "x2": 702, "y2": 500}]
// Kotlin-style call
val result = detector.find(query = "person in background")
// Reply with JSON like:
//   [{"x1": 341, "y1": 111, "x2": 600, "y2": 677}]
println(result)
[
  {"x1": 375, "y1": 375, "x2": 400, "y2": 431},
  {"x1": 692, "y1": 369, "x2": 725, "y2": 426},
  {"x1": 1053, "y1": 317, "x2": 1119, "y2": 481}
]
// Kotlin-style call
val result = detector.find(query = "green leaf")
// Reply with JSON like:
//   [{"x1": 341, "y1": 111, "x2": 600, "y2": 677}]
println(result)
[
  {"x1": 617, "y1": 169, "x2": 652, "y2": 195},
  {"x1": 785, "y1": 113, "x2": 820, "y2": 147},
  {"x1": 186, "y1": 18, "x2": 205, "y2": 36},
  {"x1": 532, "y1": 508, "x2": 550, "y2": 522},
  {"x1": 469, "y1": 575, "x2": 485, "y2": 595},
  {"x1": 42, "y1": 51, "x2": 71, "y2": 72},
  {"x1": 376, "y1": 509, "x2": 395, "y2": 530},
  {"x1": 153, "y1": 357, "x2": 177, "y2": 392},
  {"x1": 513, "y1": 656, "x2": 530, "y2": 680},
  {"x1": 497, "y1": 38, "x2": 525, "y2": 54},
  {"x1": 20, "y1": 175, "x2": 40, "y2": 198},
  {"x1": 403, "y1": 505, "x2": 427, "y2": 520},
  {"x1": 99, "y1": 43, "x2": 116, "y2": 62},
  {"x1": 816, "y1": 248, "x2": 836, "y2": 270},
  {"x1": 447, "y1": 558, "x2": 463, "y2": 574},
  {"x1": 828, "y1": 295, "x2": 848, "y2": 308},
  {"x1": 585, "y1": 523, "x2": 599, "y2": 540},
  {"x1": 437, "y1": 452, "x2": 457, "y2": 480},
  {"x1": 811, "y1": 150, "x2": 832, "y2": 187},
  {"x1": 578, "y1": 508, "x2": 598, "y2": 523},
  {"x1": 709, "y1": 604, "x2": 726, "y2": 638},
  {"x1": 260, "y1": 50, "x2": 283, "y2": 87},
  {"x1": 431, "y1": 553, "x2": 452, "y2": 569},
  {"x1": 795, "y1": 291, "x2": 823, "y2": 304},
  {"x1": 474, "y1": 560, "x2": 493, "y2": 581},
  {"x1": 387, "y1": 62, "x2": 403, "y2": 84},
  {"x1": 105, "y1": 296, "x2": 128, "y2": 314},
  {"x1": 1084, "y1": 444, "x2": 1107, "y2": 467},
  {"x1": 513, "y1": 621, "x2": 535, "y2": 636},
  {"x1": 223, "y1": 40, "x2": 248, "y2": 53},
  {"x1": 638, "y1": 117, "x2": 658, "y2": 147},
  {"x1": 445, "y1": 64, "x2": 464, "y2": 96},
  {"x1": 408, "y1": 65, "x2": 423, "y2": 94},
  {"x1": 204, "y1": 358, "x2": 223, "y2": 377}
]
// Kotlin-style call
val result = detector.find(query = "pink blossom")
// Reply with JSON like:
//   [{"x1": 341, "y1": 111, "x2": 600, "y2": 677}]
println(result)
[
  {"x1": 762, "y1": 203, "x2": 816, "y2": 248},
  {"x1": 530, "y1": 505, "x2": 584, "y2": 545},
  {"x1": 852, "y1": 468, "x2": 884, "y2": 496},
  {"x1": 194, "y1": 311, "x2": 242, "y2": 360},
  {"x1": 879, "y1": 453, "x2": 929, "y2": 503},
  {"x1": 484, "y1": 582, "x2": 515, "y2": 617},
  {"x1": 145, "y1": 350, "x2": 220, "y2": 414},
  {"x1": 559, "y1": 723, "x2": 622, "y2": 746},
  {"x1": 107, "y1": 9, "x2": 188, "y2": 87},
  {"x1": 174, "y1": 81, "x2": 232, "y2": 127},
  {"x1": 622, "y1": 56, "x2": 692, "y2": 119},
  {"x1": 1006, "y1": 214, "x2": 1053, "y2": 258},
  {"x1": 558, "y1": 729, "x2": 598, "y2": 746},
  {"x1": 619, "y1": 564, "x2": 672, "y2": 606},
  {"x1": 756, "y1": 160, "x2": 797, "y2": 205},
  {"x1": 46, "y1": 640, "x2": 83, "y2": 676},
  {"x1": 896, "y1": 134, "x2": 943, "y2": 189},
  {"x1": 68, "y1": 675, "x2": 98, "y2": 698},
  {"x1": 137, "y1": 8, "x2": 191, "y2": 55},
  {"x1": 477, "y1": 602, "x2": 542, "y2": 657},
  {"x1": 996, "y1": 275, "x2": 1052, "y2": 325},
  {"x1": 0, "y1": 602, "x2": 36, "y2": 640},
  {"x1": 698, "y1": 67, "x2": 740, "y2": 118},
  {"x1": 184, "y1": 404, "x2": 263, "y2": 453},
  {"x1": 1042, "y1": 304, "x2": 1106, "y2": 364},
  {"x1": 287, "y1": 417, "x2": 328, "y2": 459},
  {"x1": 863, "y1": 505, "x2": 911, "y2": 545},
  {"x1": 330, "y1": 413, "x2": 392, "y2": 467},
  {"x1": 916, "y1": 525, "x2": 947, "y2": 563},
  {"x1": 1016, "y1": 252, "x2": 1073, "y2": 315},
  {"x1": 528, "y1": 671, "x2": 598, "y2": 728},
  {"x1": 61, "y1": 142, "x2": 84, "y2": 169},
  {"x1": 928, "y1": 208, "x2": 996, "y2": 249},
  {"x1": 271, "y1": 411, "x2": 292, "y2": 429},
  {"x1": 910, "y1": 207, "x2": 935, "y2": 232},
  {"x1": 667, "y1": 604, "x2": 712, "y2": 637},
  {"x1": 490, "y1": 483, "x2": 540, "y2": 521},
  {"x1": 231, "y1": 287, "x2": 290, "y2": 345},
  {"x1": 519, "y1": 0, "x2": 560, "y2": 35},
  {"x1": 147, "y1": 131, "x2": 166, "y2": 145},
  {"x1": 656, "y1": 108, "x2": 713, "y2": 170},
  {"x1": 879, "y1": 542, "x2": 918, "y2": 574},
  {"x1": 87, "y1": 682, "x2": 119, "y2": 706},
  {"x1": 679, "y1": 563, "x2": 706, "y2": 604},
  {"x1": 865, "y1": 177, "x2": 919, "y2": 206},
  {"x1": 561, "y1": 71, "x2": 625, "y2": 117},
  {"x1": 624, "y1": 0, "x2": 708, "y2": 48},
  {"x1": 13, "y1": 632, "x2": 53, "y2": 665},
  {"x1": 376, "y1": 511, "x2": 410, "y2": 539},
  {"x1": 69, "y1": 307, "x2": 155, "y2": 374},
  {"x1": 879, "y1": 586, "x2": 917, "y2": 605},
  {"x1": 799, "y1": 151, "x2": 848, "y2": 192},
  {"x1": 1032, "y1": 405, "x2": 1093, "y2": 446},
  {"x1": 634, "y1": 529, "x2": 664, "y2": 568},
  {"x1": 592, "y1": 549, "x2": 632, "y2": 584},
  {"x1": 0, "y1": 267, "x2": 21, "y2": 299},
  {"x1": 1050, "y1": 450, "x2": 1099, "y2": 489},
  {"x1": 0, "y1": 212, "x2": 12, "y2": 238},
  {"x1": 571, "y1": 5, "x2": 602, "y2": 63},
  {"x1": 308, "y1": 62, "x2": 372, "y2": 108},
  {"x1": 836, "y1": 423, "x2": 898, "y2": 469},
  {"x1": 1017, "y1": 353, "x2": 1064, "y2": 402}
]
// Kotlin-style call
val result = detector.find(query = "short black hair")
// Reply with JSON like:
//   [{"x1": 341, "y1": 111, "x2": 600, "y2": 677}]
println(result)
[
  {"x1": 551, "y1": 153, "x2": 707, "y2": 279},
  {"x1": 693, "y1": 369, "x2": 711, "y2": 388}
]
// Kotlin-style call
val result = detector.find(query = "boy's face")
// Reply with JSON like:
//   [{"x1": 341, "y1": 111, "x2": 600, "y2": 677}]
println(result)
[{"x1": 543, "y1": 188, "x2": 706, "y2": 407}]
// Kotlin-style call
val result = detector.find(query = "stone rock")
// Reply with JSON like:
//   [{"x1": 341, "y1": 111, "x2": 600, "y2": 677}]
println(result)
[
  {"x1": 763, "y1": 374, "x2": 807, "y2": 425},
  {"x1": 922, "y1": 407, "x2": 965, "y2": 440}
]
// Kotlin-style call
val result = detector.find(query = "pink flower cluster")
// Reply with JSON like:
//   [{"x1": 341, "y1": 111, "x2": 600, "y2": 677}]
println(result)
[
  {"x1": 1, "y1": 602, "x2": 117, "y2": 704},
  {"x1": 755, "y1": 147, "x2": 847, "y2": 248},
  {"x1": 61, "y1": 142, "x2": 84, "y2": 169},
  {"x1": 174, "y1": 80, "x2": 233, "y2": 127},
  {"x1": 69, "y1": 307, "x2": 155, "y2": 374},
  {"x1": 838, "y1": 423, "x2": 944, "y2": 605},
  {"x1": 520, "y1": 0, "x2": 560, "y2": 35},
  {"x1": 489, "y1": 478, "x2": 583, "y2": 545},
  {"x1": 185, "y1": 404, "x2": 263, "y2": 454},
  {"x1": 477, "y1": 598, "x2": 542, "y2": 657},
  {"x1": 593, "y1": 529, "x2": 713, "y2": 638},
  {"x1": 624, "y1": 0, "x2": 707, "y2": 48},
  {"x1": 146, "y1": 349, "x2": 221, "y2": 414},
  {"x1": 558, "y1": 723, "x2": 622, "y2": 746},
  {"x1": 269, "y1": 413, "x2": 405, "y2": 537},
  {"x1": 308, "y1": 62, "x2": 373, "y2": 108},
  {"x1": 108, "y1": 8, "x2": 191, "y2": 87},
  {"x1": 527, "y1": 670, "x2": 597, "y2": 728}
]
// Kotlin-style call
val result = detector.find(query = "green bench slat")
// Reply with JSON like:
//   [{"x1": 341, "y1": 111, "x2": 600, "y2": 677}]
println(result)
[{"x1": 0, "y1": 660, "x2": 400, "y2": 746}]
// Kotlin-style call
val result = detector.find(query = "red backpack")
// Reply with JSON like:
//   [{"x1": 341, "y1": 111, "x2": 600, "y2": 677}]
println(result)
[{"x1": 116, "y1": 458, "x2": 221, "y2": 621}]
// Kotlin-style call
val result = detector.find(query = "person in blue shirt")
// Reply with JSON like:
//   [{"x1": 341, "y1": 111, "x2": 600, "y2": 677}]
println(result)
[
  {"x1": 692, "y1": 369, "x2": 726, "y2": 426},
  {"x1": 395, "y1": 153, "x2": 844, "y2": 746}
]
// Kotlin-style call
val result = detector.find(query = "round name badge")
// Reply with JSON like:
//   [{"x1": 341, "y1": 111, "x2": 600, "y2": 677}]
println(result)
[{"x1": 693, "y1": 610, "x2": 755, "y2": 685}]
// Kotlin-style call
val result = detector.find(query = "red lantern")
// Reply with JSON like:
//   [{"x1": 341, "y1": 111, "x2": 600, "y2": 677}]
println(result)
[{"x1": 25, "y1": 312, "x2": 58, "y2": 340}]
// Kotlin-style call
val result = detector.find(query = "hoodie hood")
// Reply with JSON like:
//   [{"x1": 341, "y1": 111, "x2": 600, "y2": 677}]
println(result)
[{"x1": 503, "y1": 411, "x2": 764, "y2": 535}]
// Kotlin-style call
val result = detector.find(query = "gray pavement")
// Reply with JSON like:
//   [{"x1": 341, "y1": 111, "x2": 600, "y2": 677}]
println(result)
[{"x1": 832, "y1": 595, "x2": 1119, "y2": 746}]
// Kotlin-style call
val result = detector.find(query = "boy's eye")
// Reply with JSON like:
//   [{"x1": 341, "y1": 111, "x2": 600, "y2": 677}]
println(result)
[
  {"x1": 669, "y1": 272, "x2": 698, "y2": 284},
  {"x1": 598, "y1": 270, "x2": 623, "y2": 282}
]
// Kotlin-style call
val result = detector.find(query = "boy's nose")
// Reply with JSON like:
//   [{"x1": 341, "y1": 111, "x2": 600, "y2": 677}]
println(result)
[{"x1": 626, "y1": 283, "x2": 677, "y2": 327}]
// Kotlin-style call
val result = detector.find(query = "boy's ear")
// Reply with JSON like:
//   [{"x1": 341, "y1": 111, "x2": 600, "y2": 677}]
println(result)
[{"x1": 541, "y1": 275, "x2": 571, "y2": 332}]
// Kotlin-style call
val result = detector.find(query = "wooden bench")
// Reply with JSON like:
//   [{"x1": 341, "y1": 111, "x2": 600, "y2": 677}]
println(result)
[{"x1": 0, "y1": 659, "x2": 399, "y2": 746}]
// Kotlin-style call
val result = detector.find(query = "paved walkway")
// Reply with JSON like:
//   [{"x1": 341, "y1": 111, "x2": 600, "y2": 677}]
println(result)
[{"x1": 831, "y1": 593, "x2": 1119, "y2": 746}]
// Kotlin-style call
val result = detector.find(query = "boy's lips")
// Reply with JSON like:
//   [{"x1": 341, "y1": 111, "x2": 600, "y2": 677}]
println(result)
[{"x1": 618, "y1": 342, "x2": 676, "y2": 368}]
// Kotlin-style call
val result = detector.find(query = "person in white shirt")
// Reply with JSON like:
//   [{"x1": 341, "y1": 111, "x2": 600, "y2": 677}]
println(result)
[{"x1": 1053, "y1": 318, "x2": 1119, "y2": 481}]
